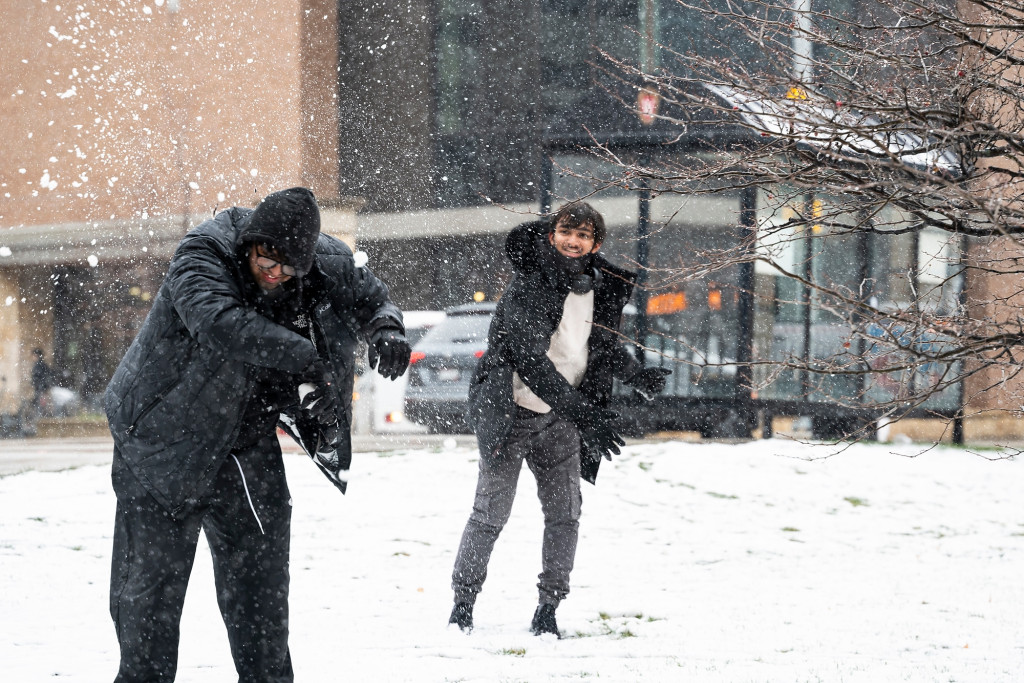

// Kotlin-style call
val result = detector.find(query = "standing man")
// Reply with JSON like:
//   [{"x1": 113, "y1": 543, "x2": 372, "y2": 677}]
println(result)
[
  {"x1": 449, "y1": 202, "x2": 671, "y2": 637},
  {"x1": 104, "y1": 187, "x2": 410, "y2": 682},
  {"x1": 30, "y1": 347, "x2": 53, "y2": 409}
]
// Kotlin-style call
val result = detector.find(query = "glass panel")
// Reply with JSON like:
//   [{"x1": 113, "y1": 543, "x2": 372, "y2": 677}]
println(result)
[
  {"x1": 752, "y1": 190, "x2": 808, "y2": 400},
  {"x1": 806, "y1": 207, "x2": 865, "y2": 402},
  {"x1": 643, "y1": 193, "x2": 743, "y2": 399},
  {"x1": 540, "y1": 0, "x2": 607, "y2": 118},
  {"x1": 658, "y1": 0, "x2": 779, "y2": 74},
  {"x1": 863, "y1": 207, "x2": 962, "y2": 411},
  {"x1": 917, "y1": 227, "x2": 960, "y2": 315}
]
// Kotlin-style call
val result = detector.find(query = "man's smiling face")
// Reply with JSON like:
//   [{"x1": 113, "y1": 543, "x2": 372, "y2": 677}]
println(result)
[
  {"x1": 549, "y1": 218, "x2": 601, "y2": 258},
  {"x1": 248, "y1": 243, "x2": 294, "y2": 291}
]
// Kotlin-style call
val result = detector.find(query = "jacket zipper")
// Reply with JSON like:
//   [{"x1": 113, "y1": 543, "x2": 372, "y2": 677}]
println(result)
[{"x1": 125, "y1": 393, "x2": 165, "y2": 436}]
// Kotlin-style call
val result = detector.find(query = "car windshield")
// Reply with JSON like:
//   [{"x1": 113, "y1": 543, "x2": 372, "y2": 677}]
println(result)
[{"x1": 417, "y1": 314, "x2": 490, "y2": 347}]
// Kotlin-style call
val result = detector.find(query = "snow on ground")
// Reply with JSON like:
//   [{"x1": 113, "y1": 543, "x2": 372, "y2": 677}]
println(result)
[{"x1": 1, "y1": 437, "x2": 1022, "y2": 682}]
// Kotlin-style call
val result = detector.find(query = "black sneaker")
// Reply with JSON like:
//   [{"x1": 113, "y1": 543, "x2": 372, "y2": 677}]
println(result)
[
  {"x1": 449, "y1": 602, "x2": 473, "y2": 633},
  {"x1": 530, "y1": 603, "x2": 560, "y2": 638}
]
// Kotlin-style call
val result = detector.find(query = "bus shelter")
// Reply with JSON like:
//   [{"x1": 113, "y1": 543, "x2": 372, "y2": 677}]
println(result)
[{"x1": 538, "y1": 132, "x2": 964, "y2": 440}]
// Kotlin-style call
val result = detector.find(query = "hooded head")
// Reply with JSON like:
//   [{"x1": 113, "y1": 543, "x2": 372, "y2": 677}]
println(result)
[{"x1": 238, "y1": 187, "x2": 321, "y2": 277}]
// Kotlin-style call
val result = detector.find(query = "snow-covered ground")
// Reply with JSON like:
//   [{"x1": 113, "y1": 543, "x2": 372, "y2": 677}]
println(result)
[{"x1": 2, "y1": 437, "x2": 1022, "y2": 682}]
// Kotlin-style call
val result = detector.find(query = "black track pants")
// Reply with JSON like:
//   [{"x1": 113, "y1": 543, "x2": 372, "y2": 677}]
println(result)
[{"x1": 109, "y1": 432, "x2": 293, "y2": 683}]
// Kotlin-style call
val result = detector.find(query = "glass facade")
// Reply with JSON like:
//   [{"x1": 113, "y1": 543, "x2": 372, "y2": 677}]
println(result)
[
  {"x1": 548, "y1": 150, "x2": 963, "y2": 419},
  {"x1": 752, "y1": 194, "x2": 962, "y2": 412},
  {"x1": 358, "y1": 0, "x2": 966, "y2": 429}
]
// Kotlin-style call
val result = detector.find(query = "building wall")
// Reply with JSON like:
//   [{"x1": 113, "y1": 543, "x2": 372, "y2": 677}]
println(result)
[
  {"x1": 958, "y1": 0, "x2": 1024, "y2": 422},
  {"x1": 0, "y1": 0, "x2": 340, "y2": 407}
]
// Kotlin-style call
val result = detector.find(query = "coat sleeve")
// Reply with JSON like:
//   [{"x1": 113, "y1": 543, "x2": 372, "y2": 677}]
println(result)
[
  {"x1": 349, "y1": 264, "x2": 405, "y2": 340},
  {"x1": 316, "y1": 238, "x2": 404, "y2": 341},
  {"x1": 166, "y1": 235, "x2": 319, "y2": 374}
]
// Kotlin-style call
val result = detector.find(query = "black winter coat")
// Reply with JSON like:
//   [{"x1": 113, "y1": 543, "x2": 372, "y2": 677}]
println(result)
[
  {"x1": 466, "y1": 220, "x2": 640, "y2": 484},
  {"x1": 104, "y1": 207, "x2": 402, "y2": 517}
]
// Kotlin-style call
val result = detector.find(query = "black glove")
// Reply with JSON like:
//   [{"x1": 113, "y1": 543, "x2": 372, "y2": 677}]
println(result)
[
  {"x1": 298, "y1": 360, "x2": 339, "y2": 425},
  {"x1": 368, "y1": 327, "x2": 411, "y2": 380},
  {"x1": 576, "y1": 408, "x2": 625, "y2": 461},
  {"x1": 626, "y1": 367, "x2": 672, "y2": 400}
]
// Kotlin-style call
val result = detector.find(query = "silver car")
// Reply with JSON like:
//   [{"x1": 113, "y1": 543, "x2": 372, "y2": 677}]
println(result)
[{"x1": 404, "y1": 302, "x2": 495, "y2": 433}]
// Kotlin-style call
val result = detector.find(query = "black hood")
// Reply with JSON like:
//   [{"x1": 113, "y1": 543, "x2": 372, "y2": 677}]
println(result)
[{"x1": 238, "y1": 187, "x2": 321, "y2": 276}]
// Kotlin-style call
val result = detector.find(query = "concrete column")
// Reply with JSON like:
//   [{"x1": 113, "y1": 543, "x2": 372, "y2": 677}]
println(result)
[{"x1": 0, "y1": 271, "x2": 21, "y2": 413}]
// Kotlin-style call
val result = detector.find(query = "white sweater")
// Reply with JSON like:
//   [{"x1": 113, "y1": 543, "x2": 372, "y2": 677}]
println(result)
[{"x1": 512, "y1": 290, "x2": 594, "y2": 413}]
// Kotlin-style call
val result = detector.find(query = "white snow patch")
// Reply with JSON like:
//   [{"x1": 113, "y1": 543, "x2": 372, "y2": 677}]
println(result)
[
  {"x1": 1, "y1": 439, "x2": 1021, "y2": 681},
  {"x1": 39, "y1": 171, "x2": 57, "y2": 191}
]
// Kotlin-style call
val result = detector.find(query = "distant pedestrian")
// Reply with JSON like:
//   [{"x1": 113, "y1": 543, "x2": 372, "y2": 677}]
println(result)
[
  {"x1": 104, "y1": 187, "x2": 411, "y2": 682},
  {"x1": 449, "y1": 202, "x2": 671, "y2": 637},
  {"x1": 30, "y1": 348, "x2": 52, "y2": 408}
]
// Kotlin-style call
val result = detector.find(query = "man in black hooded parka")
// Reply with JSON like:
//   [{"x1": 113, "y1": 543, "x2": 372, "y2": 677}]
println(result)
[
  {"x1": 104, "y1": 187, "x2": 410, "y2": 682},
  {"x1": 448, "y1": 202, "x2": 670, "y2": 637}
]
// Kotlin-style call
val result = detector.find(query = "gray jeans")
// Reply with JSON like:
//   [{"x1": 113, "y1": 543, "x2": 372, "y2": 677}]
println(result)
[{"x1": 452, "y1": 409, "x2": 582, "y2": 607}]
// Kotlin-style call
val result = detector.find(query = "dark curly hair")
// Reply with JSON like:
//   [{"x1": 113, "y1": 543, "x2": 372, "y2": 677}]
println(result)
[{"x1": 551, "y1": 201, "x2": 605, "y2": 244}]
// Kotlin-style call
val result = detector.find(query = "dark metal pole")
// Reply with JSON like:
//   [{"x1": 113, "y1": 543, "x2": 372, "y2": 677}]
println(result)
[
  {"x1": 540, "y1": 146, "x2": 554, "y2": 215},
  {"x1": 953, "y1": 234, "x2": 967, "y2": 445},
  {"x1": 800, "y1": 193, "x2": 814, "y2": 398},
  {"x1": 735, "y1": 187, "x2": 757, "y2": 401},
  {"x1": 855, "y1": 212, "x2": 876, "y2": 439},
  {"x1": 635, "y1": 180, "x2": 651, "y2": 365}
]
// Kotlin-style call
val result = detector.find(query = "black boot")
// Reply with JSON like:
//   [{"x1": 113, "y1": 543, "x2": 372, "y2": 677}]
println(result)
[
  {"x1": 530, "y1": 603, "x2": 560, "y2": 638},
  {"x1": 449, "y1": 602, "x2": 473, "y2": 633}
]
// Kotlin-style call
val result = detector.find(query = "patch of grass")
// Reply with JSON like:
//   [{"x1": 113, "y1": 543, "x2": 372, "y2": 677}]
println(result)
[
  {"x1": 590, "y1": 612, "x2": 651, "y2": 639},
  {"x1": 782, "y1": 527, "x2": 800, "y2": 533},
  {"x1": 844, "y1": 496, "x2": 868, "y2": 507},
  {"x1": 29, "y1": 516, "x2": 45, "y2": 523},
  {"x1": 638, "y1": 461, "x2": 653, "y2": 471},
  {"x1": 598, "y1": 611, "x2": 645, "y2": 620},
  {"x1": 706, "y1": 491, "x2": 738, "y2": 500},
  {"x1": 655, "y1": 478, "x2": 696, "y2": 489},
  {"x1": 499, "y1": 647, "x2": 526, "y2": 656},
  {"x1": 69, "y1": 545, "x2": 83, "y2": 551}
]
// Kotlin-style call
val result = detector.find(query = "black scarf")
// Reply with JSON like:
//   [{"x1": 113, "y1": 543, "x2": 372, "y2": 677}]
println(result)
[{"x1": 551, "y1": 249, "x2": 599, "y2": 294}]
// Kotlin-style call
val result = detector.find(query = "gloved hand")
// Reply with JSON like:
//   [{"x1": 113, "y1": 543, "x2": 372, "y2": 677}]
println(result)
[
  {"x1": 368, "y1": 327, "x2": 411, "y2": 380},
  {"x1": 576, "y1": 408, "x2": 625, "y2": 461},
  {"x1": 297, "y1": 360, "x2": 339, "y2": 425},
  {"x1": 626, "y1": 367, "x2": 672, "y2": 400}
]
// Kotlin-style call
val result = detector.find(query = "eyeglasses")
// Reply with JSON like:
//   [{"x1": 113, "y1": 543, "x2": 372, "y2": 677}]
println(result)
[{"x1": 254, "y1": 250, "x2": 298, "y2": 277}]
